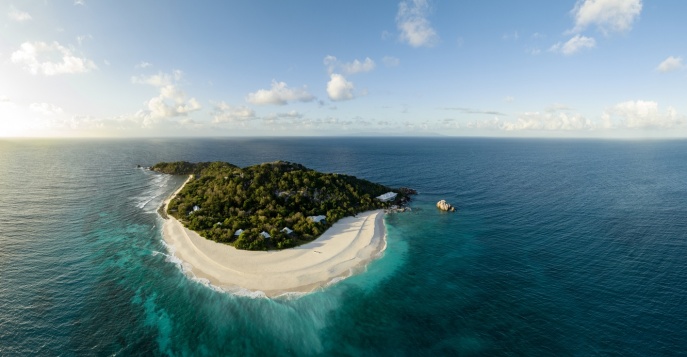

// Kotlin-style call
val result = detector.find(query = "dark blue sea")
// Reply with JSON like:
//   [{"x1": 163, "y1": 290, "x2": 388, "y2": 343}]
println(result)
[{"x1": 1, "y1": 138, "x2": 687, "y2": 356}]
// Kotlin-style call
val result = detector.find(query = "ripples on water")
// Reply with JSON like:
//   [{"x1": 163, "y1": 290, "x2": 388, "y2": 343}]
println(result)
[{"x1": 1, "y1": 138, "x2": 687, "y2": 355}]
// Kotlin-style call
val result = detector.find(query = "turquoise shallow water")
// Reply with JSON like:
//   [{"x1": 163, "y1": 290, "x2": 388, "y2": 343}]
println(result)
[{"x1": 1, "y1": 138, "x2": 687, "y2": 355}]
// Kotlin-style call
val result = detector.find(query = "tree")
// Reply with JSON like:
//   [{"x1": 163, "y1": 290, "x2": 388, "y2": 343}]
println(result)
[{"x1": 153, "y1": 160, "x2": 409, "y2": 250}]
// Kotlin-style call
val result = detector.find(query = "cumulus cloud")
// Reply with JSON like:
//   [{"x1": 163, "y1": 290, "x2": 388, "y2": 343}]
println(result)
[
  {"x1": 8, "y1": 7, "x2": 32, "y2": 22},
  {"x1": 326, "y1": 74, "x2": 355, "y2": 101},
  {"x1": 502, "y1": 112, "x2": 595, "y2": 131},
  {"x1": 132, "y1": 70, "x2": 201, "y2": 126},
  {"x1": 602, "y1": 100, "x2": 683, "y2": 129},
  {"x1": 467, "y1": 105, "x2": 595, "y2": 131},
  {"x1": 324, "y1": 56, "x2": 375, "y2": 75},
  {"x1": 11, "y1": 41, "x2": 97, "y2": 75},
  {"x1": 570, "y1": 0, "x2": 642, "y2": 34},
  {"x1": 396, "y1": 0, "x2": 439, "y2": 47},
  {"x1": 136, "y1": 61, "x2": 152, "y2": 69},
  {"x1": 549, "y1": 35, "x2": 596, "y2": 55},
  {"x1": 30, "y1": 103, "x2": 64, "y2": 116},
  {"x1": 465, "y1": 100, "x2": 684, "y2": 133},
  {"x1": 144, "y1": 87, "x2": 200, "y2": 119},
  {"x1": 277, "y1": 110, "x2": 303, "y2": 119},
  {"x1": 211, "y1": 102, "x2": 256, "y2": 124},
  {"x1": 343, "y1": 58, "x2": 375, "y2": 74},
  {"x1": 131, "y1": 70, "x2": 182, "y2": 87},
  {"x1": 656, "y1": 56, "x2": 684, "y2": 73},
  {"x1": 246, "y1": 80, "x2": 314, "y2": 105}
]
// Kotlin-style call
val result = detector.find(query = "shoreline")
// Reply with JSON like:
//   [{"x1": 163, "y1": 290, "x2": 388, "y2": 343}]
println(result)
[{"x1": 159, "y1": 174, "x2": 387, "y2": 298}]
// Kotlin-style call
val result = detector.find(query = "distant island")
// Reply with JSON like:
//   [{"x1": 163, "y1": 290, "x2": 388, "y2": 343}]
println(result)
[{"x1": 151, "y1": 161, "x2": 412, "y2": 251}]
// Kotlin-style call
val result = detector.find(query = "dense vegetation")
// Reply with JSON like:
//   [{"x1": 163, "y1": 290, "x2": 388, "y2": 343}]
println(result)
[{"x1": 152, "y1": 161, "x2": 407, "y2": 250}]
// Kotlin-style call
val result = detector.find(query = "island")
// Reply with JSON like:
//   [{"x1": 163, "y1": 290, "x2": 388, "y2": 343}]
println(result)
[{"x1": 151, "y1": 160, "x2": 412, "y2": 296}]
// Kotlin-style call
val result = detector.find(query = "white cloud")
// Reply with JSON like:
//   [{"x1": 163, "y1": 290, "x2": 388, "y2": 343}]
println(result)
[
  {"x1": 135, "y1": 61, "x2": 152, "y2": 69},
  {"x1": 8, "y1": 7, "x2": 32, "y2": 22},
  {"x1": 246, "y1": 80, "x2": 315, "y2": 105},
  {"x1": 277, "y1": 110, "x2": 303, "y2": 119},
  {"x1": 74, "y1": 0, "x2": 85, "y2": 5},
  {"x1": 342, "y1": 58, "x2": 375, "y2": 74},
  {"x1": 656, "y1": 56, "x2": 684, "y2": 73},
  {"x1": 30, "y1": 103, "x2": 64, "y2": 116},
  {"x1": 262, "y1": 110, "x2": 305, "y2": 125},
  {"x1": 382, "y1": 56, "x2": 401, "y2": 67},
  {"x1": 550, "y1": 35, "x2": 596, "y2": 55},
  {"x1": 570, "y1": 0, "x2": 642, "y2": 34},
  {"x1": 504, "y1": 96, "x2": 515, "y2": 103},
  {"x1": 323, "y1": 55, "x2": 336, "y2": 69},
  {"x1": 131, "y1": 70, "x2": 182, "y2": 87},
  {"x1": 212, "y1": 102, "x2": 256, "y2": 123},
  {"x1": 326, "y1": 74, "x2": 355, "y2": 101},
  {"x1": 132, "y1": 70, "x2": 201, "y2": 126},
  {"x1": 466, "y1": 100, "x2": 684, "y2": 133},
  {"x1": 396, "y1": 0, "x2": 439, "y2": 47},
  {"x1": 602, "y1": 100, "x2": 683, "y2": 129},
  {"x1": 324, "y1": 56, "x2": 376, "y2": 75},
  {"x1": 146, "y1": 86, "x2": 200, "y2": 117},
  {"x1": 506, "y1": 112, "x2": 595, "y2": 131},
  {"x1": 11, "y1": 41, "x2": 97, "y2": 75},
  {"x1": 76, "y1": 34, "x2": 92, "y2": 46},
  {"x1": 502, "y1": 31, "x2": 519, "y2": 41},
  {"x1": 470, "y1": 112, "x2": 595, "y2": 131}
]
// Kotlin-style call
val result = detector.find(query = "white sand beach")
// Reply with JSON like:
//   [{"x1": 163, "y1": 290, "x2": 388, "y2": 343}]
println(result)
[{"x1": 160, "y1": 176, "x2": 386, "y2": 297}]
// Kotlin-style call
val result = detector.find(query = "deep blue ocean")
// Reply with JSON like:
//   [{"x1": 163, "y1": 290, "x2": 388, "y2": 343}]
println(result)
[{"x1": 1, "y1": 137, "x2": 687, "y2": 356}]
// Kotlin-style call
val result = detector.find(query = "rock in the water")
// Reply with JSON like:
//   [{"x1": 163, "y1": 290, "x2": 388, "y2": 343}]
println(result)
[
  {"x1": 399, "y1": 187, "x2": 418, "y2": 195},
  {"x1": 436, "y1": 200, "x2": 456, "y2": 212}
]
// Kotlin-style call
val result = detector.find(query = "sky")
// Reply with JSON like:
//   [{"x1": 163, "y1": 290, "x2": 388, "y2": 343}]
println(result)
[{"x1": 1, "y1": 0, "x2": 686, "y2": 138}]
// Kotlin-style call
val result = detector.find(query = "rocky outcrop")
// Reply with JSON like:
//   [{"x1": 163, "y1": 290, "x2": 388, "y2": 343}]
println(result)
[
  {"x1": 436, "y1": 200, "x2": 456, "y2": 212},
  {"x1": 399, "y1": 187, "x2": 418, "y2": 195}
]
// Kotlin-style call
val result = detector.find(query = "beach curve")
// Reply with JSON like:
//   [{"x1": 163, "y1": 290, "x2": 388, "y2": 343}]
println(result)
[{"x1": 159, "y1": 175, "x2": 387, "y2": 297}]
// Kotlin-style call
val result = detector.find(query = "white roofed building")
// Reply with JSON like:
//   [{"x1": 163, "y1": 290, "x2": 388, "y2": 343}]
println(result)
[
  {"x1": 376, "y1": 192, "x2": 397, "y2": 202},
  {"x1": 308, "y1": 215, "x2": 326, "y2": 223}
]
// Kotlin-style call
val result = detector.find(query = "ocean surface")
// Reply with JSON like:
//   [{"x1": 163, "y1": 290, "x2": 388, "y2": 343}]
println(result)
[{"x1": 1, "y1": 137, "x2": 687, "y2": 356}]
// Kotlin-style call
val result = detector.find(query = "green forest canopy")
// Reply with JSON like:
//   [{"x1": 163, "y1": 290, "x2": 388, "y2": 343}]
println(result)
[{"x1": 152, "y1": 161, "x2": 408, "y2": 251}]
